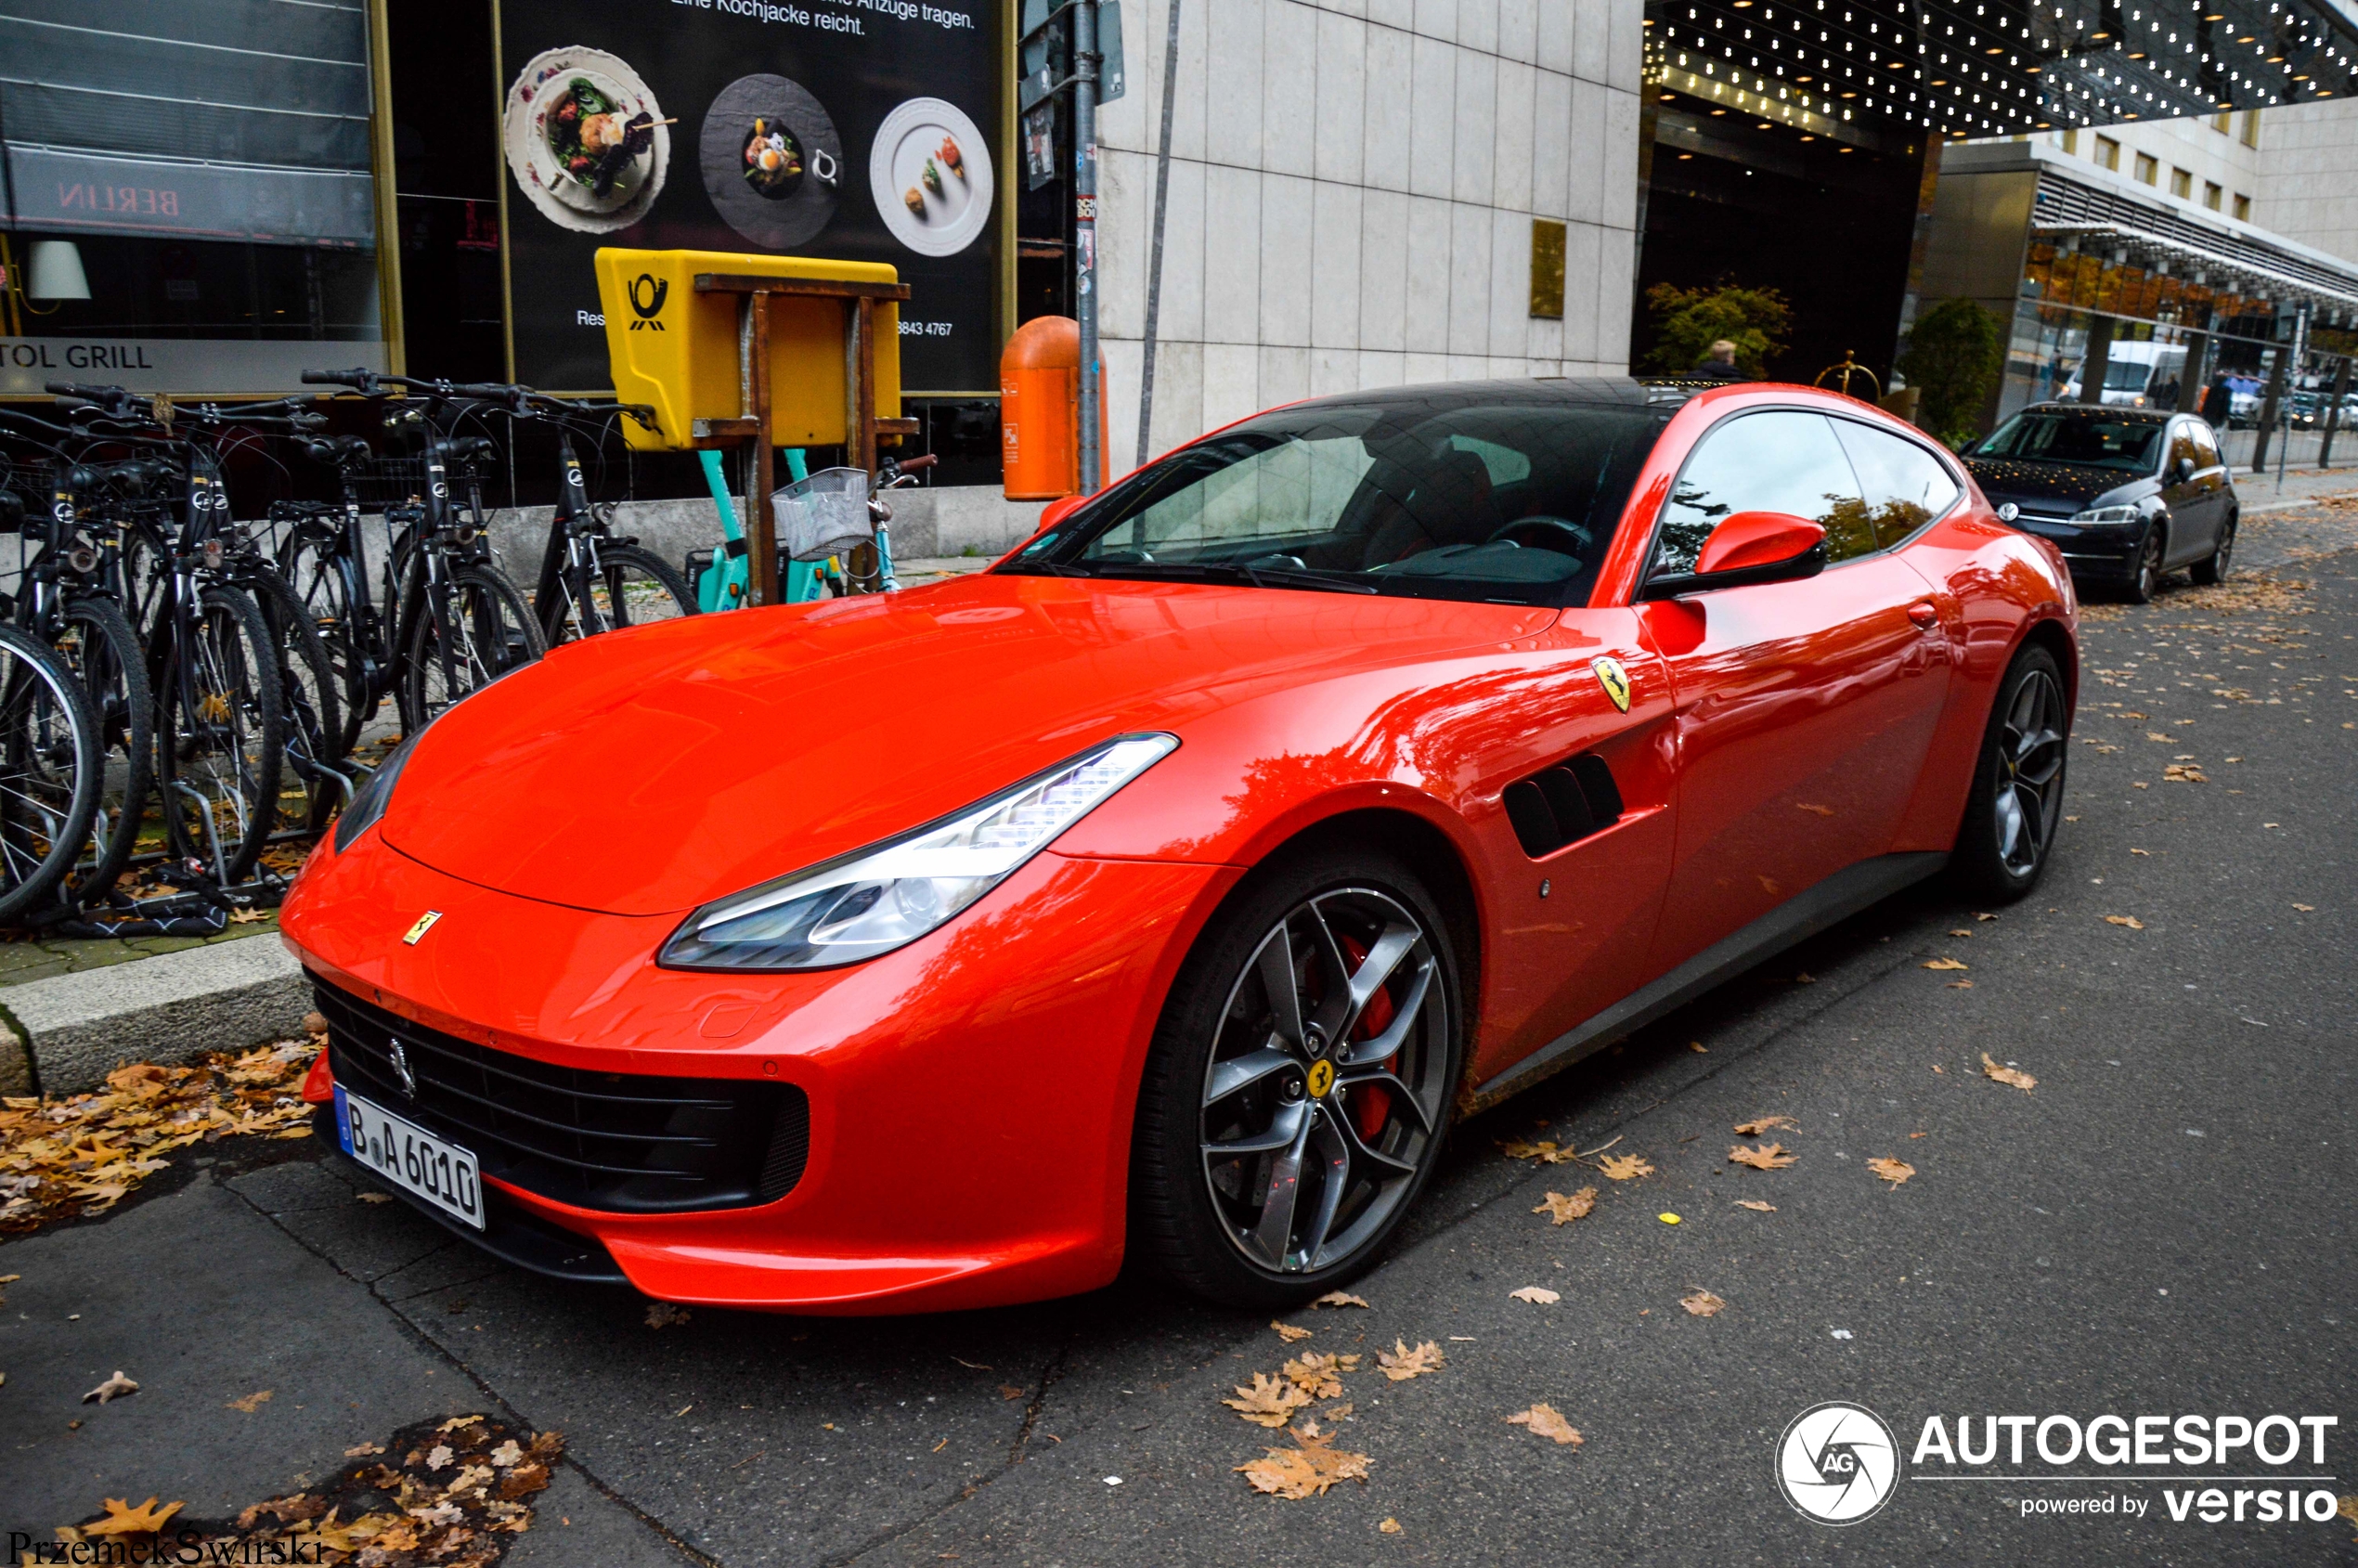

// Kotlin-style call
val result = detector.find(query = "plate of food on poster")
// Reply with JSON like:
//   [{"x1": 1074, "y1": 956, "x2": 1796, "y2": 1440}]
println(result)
[
  {"x1": 503, "y1": 46, "x2": 670, "y2": 234},
  {"x1": 699, "y1": 74, "x2": 843, "y2": 250},
  {"x1": 869, "y1": 97, "x2": 993, "y2": 258}
]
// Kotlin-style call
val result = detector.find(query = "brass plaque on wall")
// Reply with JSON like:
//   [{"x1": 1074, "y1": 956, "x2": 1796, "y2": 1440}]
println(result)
[{"x1": 1529, "y1": 218, "x2": 1566, "y2": 319}]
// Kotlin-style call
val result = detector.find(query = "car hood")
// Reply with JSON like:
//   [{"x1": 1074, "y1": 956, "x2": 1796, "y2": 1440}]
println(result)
[
  {"x1": 1964, "y1": 457, "x2": 2152, "y2": 515},
  {"x1": 379, "y1": 572, "x2": 1551, "y2": 916}
]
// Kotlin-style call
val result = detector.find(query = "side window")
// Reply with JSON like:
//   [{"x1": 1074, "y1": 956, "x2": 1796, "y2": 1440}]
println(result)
[
  {"x1": 2166, "y1": 424, "x2": 2202, "y2": 477},
  {"x1": 2188, "y1": 421, "x2": 2222, "y2": 467},
  {"x1": 1830, "y1": 421, "x2": 1963, "y2": 551},
  {"x1": 1652, "y1": 411, "x2": 1865, "y2": 574}
]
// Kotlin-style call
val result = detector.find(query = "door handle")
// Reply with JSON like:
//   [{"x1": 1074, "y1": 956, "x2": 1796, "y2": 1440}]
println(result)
[{"x1": 1907, "y1": 601, "x2": 1940, "y2": 630}]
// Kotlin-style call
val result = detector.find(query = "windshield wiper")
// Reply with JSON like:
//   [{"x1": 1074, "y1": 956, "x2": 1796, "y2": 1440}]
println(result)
[{"x1": 1190, "y1": 562, "x2": 1379, "y2": 595}]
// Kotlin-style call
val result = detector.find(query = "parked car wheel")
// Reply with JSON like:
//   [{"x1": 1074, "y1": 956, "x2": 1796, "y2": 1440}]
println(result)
[
  {"x1": 1950, "y1": 644, "x2": 2068, "y2": 901},
  {"x1": 1129, "y1": 848, "x2": 1462, "y2": 1309},
  {"x1": 2123, "y1": 526, "x2": 2165, "y2": 603},
  {"x1": 2191, "y1": 512, "x2": 2236, "y2": 586}
]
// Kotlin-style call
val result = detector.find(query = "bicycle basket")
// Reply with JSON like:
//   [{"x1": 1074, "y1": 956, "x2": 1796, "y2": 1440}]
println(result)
[{"x1": 771, "y1": 467, "x2": 873, "y2": 563}]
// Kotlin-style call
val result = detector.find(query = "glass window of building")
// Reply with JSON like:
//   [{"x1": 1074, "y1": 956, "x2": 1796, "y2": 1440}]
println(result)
[
  {"x1": 2134, "y1": 152, "x2": 2159, "y2": 186},
  {"x1": 2204, "y1": 182, "x2": 2223, "y2": 211},
  {"x1": 2170, "y1": 168, "x2": 2192, "y2": 200},
  {"x1": 2234, "y1": 193, "x2": 2251, "y2": 220},
  {"x1": 2094, "y1": 136, "x2": 2121, "y2": 171},
  {"x1": 2209, "y1": 111, "x2": 2232, "y2": 134},
  {"x1": 2240, "y1": 110, "x2": 2262, "y2": 148}
]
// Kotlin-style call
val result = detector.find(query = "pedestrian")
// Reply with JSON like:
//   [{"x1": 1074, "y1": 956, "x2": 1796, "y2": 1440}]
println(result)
[
  {"x1": 1690, "y1": 339, "x2": 1747, "y2": 382},
  {"x1": 2199, "y1": 373, "x2": 2232, "y2": 428}
]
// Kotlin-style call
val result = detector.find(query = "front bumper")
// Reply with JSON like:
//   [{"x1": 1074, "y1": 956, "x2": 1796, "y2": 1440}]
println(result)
[
  {"x1": 281, "y1": 833, "x2": 1237, "y2": 1313},
  {"x1": 2002, "y1": 515, "x2": 2145, "y2": 583}
]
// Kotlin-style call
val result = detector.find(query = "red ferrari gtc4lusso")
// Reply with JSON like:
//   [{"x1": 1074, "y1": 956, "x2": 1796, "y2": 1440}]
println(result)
[{"x1": 284, "y1": 378, "x2": 2076, "y2": 1313}]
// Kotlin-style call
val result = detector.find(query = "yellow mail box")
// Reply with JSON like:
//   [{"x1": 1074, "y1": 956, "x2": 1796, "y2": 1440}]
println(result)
[{"x1": 593, "y1": 248, "x2": 901, "y2": 452}]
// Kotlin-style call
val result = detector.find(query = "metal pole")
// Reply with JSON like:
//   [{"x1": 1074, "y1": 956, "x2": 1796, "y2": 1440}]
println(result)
[
  {"x1": 1074, "y1": 0, "x2": 1101, "y2": 493},
  {"x1": 2277, "y1": 302, "x2": 2309, "y2": 491},
  {"x1": 2320, "y1": 356, "x2": 2352, "y2": 470},
  {"x1": 1134, "y1": 0, "x2": 1183, "y2": 470}
]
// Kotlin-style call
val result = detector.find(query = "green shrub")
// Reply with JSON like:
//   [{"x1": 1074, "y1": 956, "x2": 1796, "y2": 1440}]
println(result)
[
  {"x1": 1641, "y1": 282, "x2": 1794, "y2": 378},
  {"x1": 1897, "y1": 299, "x2": 2006, "y2": 447}
]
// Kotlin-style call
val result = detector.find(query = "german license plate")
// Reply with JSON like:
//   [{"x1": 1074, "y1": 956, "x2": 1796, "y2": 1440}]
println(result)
[{"x1": 335, "y1": 1084, "x2": 484, "y2": 1230}]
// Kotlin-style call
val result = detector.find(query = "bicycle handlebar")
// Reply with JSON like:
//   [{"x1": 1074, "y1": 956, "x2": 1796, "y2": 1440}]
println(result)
[{"x1": 893, "y1": 453, "x2": 940, "y2": 474}]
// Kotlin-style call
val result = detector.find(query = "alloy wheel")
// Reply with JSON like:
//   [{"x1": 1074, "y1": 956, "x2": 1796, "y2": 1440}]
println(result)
[
  {"x1": 1992, "y1": 667, "x2": 2065, "y2": 878},
  {"x1": 2135, "y1": 532, "x2": 2163, "y2": 602},
  {"x1": 1198, "y1": 887, "x2": 1449, "y2": 1275}
]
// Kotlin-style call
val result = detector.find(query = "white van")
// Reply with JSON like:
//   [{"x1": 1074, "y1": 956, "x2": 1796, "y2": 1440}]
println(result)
[{"x1": 2058, "y1": 340, "x2": 2188, "y2": 408}]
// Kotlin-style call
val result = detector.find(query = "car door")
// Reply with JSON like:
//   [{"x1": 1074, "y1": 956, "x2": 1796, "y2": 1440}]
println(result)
[
  {"x1": 2185, "y1": 418, "x2": 2233, "y2": 536},
  {"x1": 2157, "y1": 420, "x2": 2218, "y2": 565},
  {"x1": 1636, "y1": 408, "x2": 1956, "y2": 978}
]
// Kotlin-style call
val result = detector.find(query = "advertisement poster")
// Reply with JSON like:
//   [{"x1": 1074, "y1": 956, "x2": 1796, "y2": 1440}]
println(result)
[{"x1": 497, "y1": 0, "x2": 1002, "y2": 393}]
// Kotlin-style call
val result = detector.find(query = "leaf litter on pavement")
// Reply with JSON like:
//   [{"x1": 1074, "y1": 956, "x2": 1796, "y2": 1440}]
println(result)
[
  {"x1": 1504, "y1": 1405, "x2": 1584, "y2": 1446},
  {"x1": 1533, "y1": 1187, "x2": 1597, "y2": 1225},
  {"x1": 1981, "y1": 1053, "x2": 2038, "y2": 1092},
  {"x1": 1597, "y1": 1153, "x2": 1653, "y2": 1181},
  {"x1": 1866, "y1": 1157, "x2": 1917, "y2": 1187},
  {"x1": 52, "y1": 1414, "x2": 563, "y2": 1565},
  {"x1": 1729, "y1": 1142, "x2": 1797, "y2": 1171},
  {"x1": 1, "y1": 1034, "x2": 321, "y2": 1234},
  {"x1": 1235, "y1": 1422, "x2": 1371, "y2": 1499}
]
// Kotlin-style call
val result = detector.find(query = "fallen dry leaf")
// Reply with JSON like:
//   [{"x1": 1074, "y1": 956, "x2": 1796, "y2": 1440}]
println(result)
[
  {"x1": 1000, "y1": 1384, "x2": 1025, "y2": 1401},
  {"x1": 1497, "y1": 1138, "x2": 1578, "y2": 1164},
  {"x1": 644, "y1": 1302, "x2": 691, "y2": 1329},
  {"x1": 227, "y1": 908, "x2": 269, "y2": 925},
  {"x1": 489, "y1": 1440, "x2": 524, "y2": 1468},
  {"x1": 1867, "y1": 1156, "x2": 1916, "y2": 1187},
  {"x1": 2163, "y1": 762, "x2": 2207, "y2": 783},
  {"x1": 227, "y1": 1390, "x2": 272, "y2": 1413},
  {"x1": 1380, "y1": 1516, "x2": 1404, "y2": 1534},
  {"x1": 1732, "y1": 1199, "x2": 1777, "y2": 1212},
  {"x1": 1283, "y1": 1353, "x2": 1362, "y2": 1399},
  {"x1": 1504, "y1": 1404, "x2": 1584, "y2": 1445},
  {"x1": 1376, "y1": 1340, "x2": 1446, "y2": 1381},
  {"x1": 1733, "y1": 1115, "x2": 1797, "y2": 1135},
  {"x1": 1272, "y1": 1320, "x2": 1313, "y2": 1343},
  {"x1": 1533, "y1": 1186, "x2": 1597, "y2": 1225},
  {"x1": 2294, "y1": 903, "x2": 2315, "y2": 913},
  {"x1": 343, "y1": 1443, "x2": 385, "y2": 1458},
  {"x1": 356, "y1": 1192, "x2": 392, "y2": 1204},
  {"x1": 1679, "y1": 1289, "x2": 1726, "y2": 1317},
  {"x1": 1509, "y1": 1286, "x2": 1561, "y2": 1304},
  {"x1": 78, "y1": 1497, "x2": 185, "y2": 1536},
  {"x1": 2105, "y1": 914, "x2": 2146, "y2": 929},
  {"x1": 1597, "y1": 1153, "x2": 1653, "y2": 1181},
  {"x1": 1311, "y1": 1290, "x2": 1369, "y2": 1309},
  {"x1": 1234, "y1": 1428, "x2": 1370, "y2": 1498},
  {"x1": 1981, "y1": 1053, "x2": 2038, "y2": 1093},
  {"x1": 83, "y1": 1371, "x2": 138, "y2": 1405},
  {"x1": 1729, "y1": 1141, "x2": 1797, "y2": 1171},
  {"x1": 1224, "y1": 1371, "x2": 1313, "y2": 1427},
  {"x1": 1923, "y1": 958, "x2": 1969, "y2": 971}
]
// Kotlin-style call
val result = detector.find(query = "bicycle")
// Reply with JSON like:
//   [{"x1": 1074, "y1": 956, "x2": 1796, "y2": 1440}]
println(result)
[
  {"x1": 292, "y1": 370, "x2": 546, "y2": 734},
  {"x1": 686, "y1": 447, "x2": 934, "y2": 608}
]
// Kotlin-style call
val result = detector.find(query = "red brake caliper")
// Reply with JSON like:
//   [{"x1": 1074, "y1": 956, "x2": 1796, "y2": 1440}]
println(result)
[{"x1": 1338, "y1": 936, "x2": 1395, "y2": 1141}]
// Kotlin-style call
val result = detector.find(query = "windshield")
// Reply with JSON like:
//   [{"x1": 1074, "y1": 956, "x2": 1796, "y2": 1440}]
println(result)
[
  {"x1": 998, "y1": 393, "x2": 1673, "y2": 607},
  {"x1": 1970, "y1": 411, "x2": 2165, "y2": 473}
]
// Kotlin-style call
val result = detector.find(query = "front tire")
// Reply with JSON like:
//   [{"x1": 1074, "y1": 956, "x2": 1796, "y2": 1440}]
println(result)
[
  {"x1": 1129, "y1": 848, "x2": 1463, "y2": 1309},
  {"x1": 2122, "y1": 525, "x2": 2165, "y2": 603},
  {"x1": 1950, "y1": 644, "x2": 2068, "y2": 901}
]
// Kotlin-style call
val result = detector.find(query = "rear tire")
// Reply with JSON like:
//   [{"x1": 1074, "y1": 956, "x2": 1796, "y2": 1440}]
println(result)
[
  {"x1": 57, "y1": 596, "x2": 154, "y2": 906},
  {"x1": 162, "y1": 586, "x2": 284, "y2": 885},
  {"x1": 2191, "y1": 512, "x2": 2235, "y2": 586},
  {"x1": 1129, "y1": 847, "x2": 1463, "y2": 1309},
  {"x1": 545, "y1": 544, "x2": 696, "y2": 644},
  {"x1": 0, "y1": 624, "x2": 104, "y2": 923},
  {"x1": 402, "y1": 566, "x2": 545, "y2": 732},
  {"x1": 1950, "y1": 644, "x2": 2068, "y2": 902}
]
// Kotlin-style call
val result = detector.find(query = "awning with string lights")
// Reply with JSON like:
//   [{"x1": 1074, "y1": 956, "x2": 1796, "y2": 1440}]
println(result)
[{"x1": 1642, "y1": 0, "x2": 2358, "y2": 143}]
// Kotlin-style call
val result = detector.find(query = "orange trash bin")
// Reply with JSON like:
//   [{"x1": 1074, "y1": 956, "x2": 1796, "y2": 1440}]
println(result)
[{"x1": 1000, "y1": 316, "x2": 1108, "y2": 499}]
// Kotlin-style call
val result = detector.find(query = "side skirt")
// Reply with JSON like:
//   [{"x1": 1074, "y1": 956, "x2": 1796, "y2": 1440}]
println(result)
[{"x1": 1466, "y1": 851, "x2": 1949, "y2": 1112}]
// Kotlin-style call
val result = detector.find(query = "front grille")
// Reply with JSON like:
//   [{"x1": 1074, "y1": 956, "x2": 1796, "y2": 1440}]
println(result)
[{"x1": 315, "y1": 980, "x2": 809, "y2": 1213}]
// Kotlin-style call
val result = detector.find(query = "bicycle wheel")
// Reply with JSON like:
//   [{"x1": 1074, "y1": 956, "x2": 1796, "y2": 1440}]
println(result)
[
  {"x1": 278, "y1": 531, "x2": 377, "y2": 756},
  {"x1": 551, "y1": 544, "x2": 697, "y2": 643},
  {"x1": 0, "y1": 623, "x2": 103, "y2": 923},
  {"x1": 402, "y1": 565, "x2": 546, "y2": 731},
  {"x1": 248, "y1": 567, "x2": 351, "y2": 845},
  {"x1": 161, "y1": 585, "x2": 284, "y2": 885},
  {"x1": 56, "y1": 596, "x2": 155, "y2": 905}
]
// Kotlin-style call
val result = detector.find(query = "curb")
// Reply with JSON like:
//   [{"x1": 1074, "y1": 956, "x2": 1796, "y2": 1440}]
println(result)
[{"x1": 0, "y1": 936, "x2": 311, "y2": 1097}]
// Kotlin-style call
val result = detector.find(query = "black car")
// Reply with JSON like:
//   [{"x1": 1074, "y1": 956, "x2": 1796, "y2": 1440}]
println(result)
[{"x1": 1963, "y1": 403, "x2": 2237, "y2": 603}]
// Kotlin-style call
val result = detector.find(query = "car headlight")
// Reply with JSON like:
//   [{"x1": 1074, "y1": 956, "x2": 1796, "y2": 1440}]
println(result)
[
  {"x1": 333, "y1": 729, "x2": 426, "y2": 853},
  {"x1": 2069, "y1": 503, "x2": 2143, "y2": 526},
  {"x1": 658, "y1": 733, "x2": 1180, "y2": 971}
]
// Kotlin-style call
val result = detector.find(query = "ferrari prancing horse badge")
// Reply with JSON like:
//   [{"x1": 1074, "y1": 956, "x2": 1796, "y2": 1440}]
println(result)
[
  {"x1": 403, "y1": 911, "x2": 443, "y2": 945},
  {"x1": 1592, "y1": 656, "x2": 1633, "y2": 713}
]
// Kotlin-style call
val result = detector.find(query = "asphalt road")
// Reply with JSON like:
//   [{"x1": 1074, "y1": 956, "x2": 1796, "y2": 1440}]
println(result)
[{"x1": 6, "y1": 510, "x2": 2355, "y2": 1567}]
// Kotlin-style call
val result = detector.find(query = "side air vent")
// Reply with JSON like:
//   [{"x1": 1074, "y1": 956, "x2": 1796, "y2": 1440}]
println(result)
[{"x1": 1502, "y1": 754, "x2": 1624, "y2": 858}]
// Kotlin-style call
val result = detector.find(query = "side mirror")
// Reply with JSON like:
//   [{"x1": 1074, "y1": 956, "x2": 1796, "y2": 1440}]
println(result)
[
  {"x1": 2175, "y1": 456, "x2": 2198, "y2": 483},
  {"x1": 1032, "y1": 493, "x2": 1089, "y2": 536},
  {"x1": 1641, "y1": 511, "x2": 1829, "y2": 599}
]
